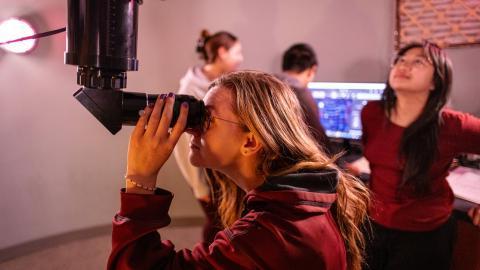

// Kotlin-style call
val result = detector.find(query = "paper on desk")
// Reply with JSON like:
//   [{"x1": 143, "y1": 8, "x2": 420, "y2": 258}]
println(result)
[{"x1": 446, "y1": 166, "x2": 480, "y2": 204}]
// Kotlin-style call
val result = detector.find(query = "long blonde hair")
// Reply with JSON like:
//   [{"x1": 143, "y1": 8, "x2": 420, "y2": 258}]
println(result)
[{"x1": 206, "y1": 70, "x2": 370, "y2": 270}]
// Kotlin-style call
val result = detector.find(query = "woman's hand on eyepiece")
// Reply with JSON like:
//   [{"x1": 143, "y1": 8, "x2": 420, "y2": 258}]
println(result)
[{"x1": 125, "y1": 93, "x2": 189, "y2": 193}]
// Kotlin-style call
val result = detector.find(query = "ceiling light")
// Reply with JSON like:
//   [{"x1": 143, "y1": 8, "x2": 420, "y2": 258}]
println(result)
[{"x1": 0, "y1": 18, "x2": 37, "y2": 54}]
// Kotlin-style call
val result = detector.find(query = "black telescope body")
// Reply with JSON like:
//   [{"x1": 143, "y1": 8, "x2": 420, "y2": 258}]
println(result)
[{"x1": 65, "y1": 0, "x2": 205, "y2": 134}]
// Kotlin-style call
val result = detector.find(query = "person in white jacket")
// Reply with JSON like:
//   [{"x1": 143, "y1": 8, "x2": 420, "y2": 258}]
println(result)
[{"x1": 174, "y1": 29, "x2": 243, "y2": 242}]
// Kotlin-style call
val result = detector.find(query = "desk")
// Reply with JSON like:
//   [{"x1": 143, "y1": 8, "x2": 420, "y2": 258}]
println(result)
[
  {"x1": 452, "y1": 199, "x2": 480, "y2": 270},
  {"x1": 448, "y1": 166, "x2": 480, "y2": 270},
  {"x1": 346, "y1": 158, "x2": 480, "y2": 269}
]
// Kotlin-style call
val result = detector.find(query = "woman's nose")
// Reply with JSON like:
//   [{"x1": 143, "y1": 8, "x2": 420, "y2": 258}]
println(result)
[{"x1": 394, "y1": 63, "x2": 411, "y2": 72}]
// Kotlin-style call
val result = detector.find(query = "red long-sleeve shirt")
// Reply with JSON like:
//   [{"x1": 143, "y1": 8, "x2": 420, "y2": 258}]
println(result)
[
  {"x1": 362, "y1": 101, "x2": 480, "y2": 231},
  {"x1": 108, "y1": 171, "x2": 347, "y2": 269}
]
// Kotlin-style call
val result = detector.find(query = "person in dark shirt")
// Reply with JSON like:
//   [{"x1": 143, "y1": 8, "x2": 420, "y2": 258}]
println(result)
[
  {"x1": 108, "y1": 71, "x2": 370, "y2": 270},
  {"x1": 361, "y1": 41, "x2": 480, "y2": 270},
  {"x1": 276, "y1": 43, "x2": 331, "y2": 154}
]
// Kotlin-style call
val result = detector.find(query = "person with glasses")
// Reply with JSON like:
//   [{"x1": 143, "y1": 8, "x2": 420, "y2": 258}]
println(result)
[
  {"x1": 360, "y1": 41, "x2": 480, "y2": 270},
  {"x1": 108, "y1": 71, "x2": 370, "y2": 270},
  {"x1": 173, "y1": 29, "x2": 244, "y2": 243}
]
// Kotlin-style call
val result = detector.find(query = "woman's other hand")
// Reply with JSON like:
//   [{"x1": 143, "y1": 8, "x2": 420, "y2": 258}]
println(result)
[
  {"x1": 468, "y1": 206, "x2": 480, "y2": 227},
  {"x1": 125, "y1": 93, "x2": 189, "y2": 194}
]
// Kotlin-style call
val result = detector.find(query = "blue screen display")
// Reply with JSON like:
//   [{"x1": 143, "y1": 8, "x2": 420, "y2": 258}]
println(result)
[{"x1": 308, "y1": 82, "x2": 385, "y2": 140}]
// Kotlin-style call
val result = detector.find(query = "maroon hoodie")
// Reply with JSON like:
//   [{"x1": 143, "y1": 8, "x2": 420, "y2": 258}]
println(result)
[{"x1": 108, "y1": 170, "x2": 347, "y2": 270}]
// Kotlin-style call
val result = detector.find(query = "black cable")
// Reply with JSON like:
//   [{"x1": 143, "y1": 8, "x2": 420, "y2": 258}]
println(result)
[{"x1": 0, "y1": 27, "x2": 66, "y2": 45}]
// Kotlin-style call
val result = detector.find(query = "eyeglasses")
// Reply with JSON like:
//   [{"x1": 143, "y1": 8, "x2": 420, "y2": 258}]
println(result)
[
  {"x1": 197, "y1": 110, "x2": 245, "y2": 133},
  {"x1": 392, "y1": 56, "x2": 432, "y2": 69}
]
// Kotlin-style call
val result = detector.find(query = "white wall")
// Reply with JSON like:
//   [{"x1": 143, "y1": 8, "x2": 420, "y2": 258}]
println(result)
[
  {"x1": 1, "y1": 0, "x2": 478, "y2": 250},
  {"x1": 447, "y1": 46, "x2": 480, "y2": 115}
]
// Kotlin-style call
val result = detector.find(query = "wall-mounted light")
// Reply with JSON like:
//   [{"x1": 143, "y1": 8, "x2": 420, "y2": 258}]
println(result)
[{"x1": 0, "y1": 18, "x2": 37, "y2": 54}]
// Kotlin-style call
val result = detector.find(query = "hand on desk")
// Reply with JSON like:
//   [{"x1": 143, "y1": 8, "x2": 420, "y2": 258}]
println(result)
[
  {"x1": 468, "y1": 206, "x2": 480, "y2": 227},
  {"x1": 344, "y1": 156, "x2": 370, "y2": 177}
]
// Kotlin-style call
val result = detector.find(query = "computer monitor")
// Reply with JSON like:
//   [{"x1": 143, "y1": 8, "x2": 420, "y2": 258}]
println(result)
[{"x1": 308, "y1": 82, "x2": 385, "y2": 140}]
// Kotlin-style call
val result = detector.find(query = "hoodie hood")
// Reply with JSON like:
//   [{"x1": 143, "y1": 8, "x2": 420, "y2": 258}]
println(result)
[{"x1": 243, "y1": 169, "x2": 338, "y2": 215}]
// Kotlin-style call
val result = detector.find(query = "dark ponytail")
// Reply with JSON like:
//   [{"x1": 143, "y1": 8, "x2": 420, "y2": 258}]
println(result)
[{"x1": 196, "y1": 29, "x2": 211, "y2": 61}]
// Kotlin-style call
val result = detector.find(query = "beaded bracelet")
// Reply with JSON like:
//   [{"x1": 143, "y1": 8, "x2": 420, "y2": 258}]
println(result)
[{"x1": 125, "y1": 177, "x2": 156, "y2": 191}]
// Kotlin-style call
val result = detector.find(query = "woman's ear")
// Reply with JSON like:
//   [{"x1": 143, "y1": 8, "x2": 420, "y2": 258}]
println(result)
[
  {"x1": 217, "y1": 46, "x2": 228, "y2": 60},
  {"x1": 241, "y1": 132, "x2": 263, "y2": 156}
]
